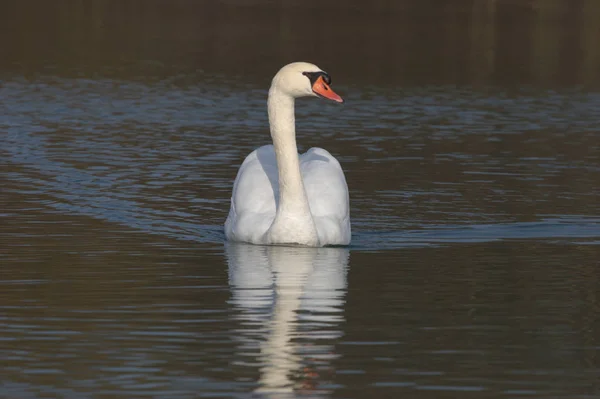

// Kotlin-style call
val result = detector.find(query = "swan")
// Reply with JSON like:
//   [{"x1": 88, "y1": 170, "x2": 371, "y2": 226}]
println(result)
[{"x1": 225, "y1": 62, "x2": 350, "y2": 247}]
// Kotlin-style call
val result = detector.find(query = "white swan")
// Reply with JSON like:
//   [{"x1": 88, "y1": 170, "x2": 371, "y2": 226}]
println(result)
[{"x1": 225, "y1": 62, "x2": 351, "y2": 247}]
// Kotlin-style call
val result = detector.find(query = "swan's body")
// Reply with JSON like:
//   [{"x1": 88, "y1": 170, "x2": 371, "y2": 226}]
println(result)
[{"x1": 225, "y1": 62, "x2": 350, "y2": 247}]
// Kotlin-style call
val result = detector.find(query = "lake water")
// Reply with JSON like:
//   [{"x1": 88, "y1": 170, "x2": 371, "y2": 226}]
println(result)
[{"x1": 2, "y1": 1, "x2": 600, "y2": 398}]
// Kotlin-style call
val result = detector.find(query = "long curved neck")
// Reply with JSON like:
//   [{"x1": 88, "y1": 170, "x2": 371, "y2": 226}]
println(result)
[
  {"x1": 267, "y1": 86, "x2": 318, "y2": 245},
  {"x1": 268, "y1": 87, "x2": 309, "y2": 214}
]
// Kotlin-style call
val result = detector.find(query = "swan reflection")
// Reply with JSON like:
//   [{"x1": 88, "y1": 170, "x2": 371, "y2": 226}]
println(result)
[{"x1": 226, "y1": 243, "x2": 349, "y2": 395}]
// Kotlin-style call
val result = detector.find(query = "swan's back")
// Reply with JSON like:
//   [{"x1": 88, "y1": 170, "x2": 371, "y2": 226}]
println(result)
[
  {"x1": 225, "y1": 145, "x2": 350, "y2": 246},
  {"x1": 300, "y1": 148, "x2": 351, "y2": 245},
  {"x1": 225, "y1": 145, "x2": 279, "y2": 244}
]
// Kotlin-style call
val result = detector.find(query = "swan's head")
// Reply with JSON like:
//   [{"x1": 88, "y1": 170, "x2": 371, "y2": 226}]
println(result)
[{"x1": 271, "y1": 62, "x2": 344, "y2": 103}]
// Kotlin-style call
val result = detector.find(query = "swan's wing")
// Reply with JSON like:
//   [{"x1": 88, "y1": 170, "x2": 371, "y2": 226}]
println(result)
[
  {"x1": 300, "y1": 147, "x2": 349, "y2": 219},
  {"x1": 300, "y1": 147, "x2": 351, "y2": 245},
  {"x1": 225, "y1": 145, "x2": 278, "y2": 243}
]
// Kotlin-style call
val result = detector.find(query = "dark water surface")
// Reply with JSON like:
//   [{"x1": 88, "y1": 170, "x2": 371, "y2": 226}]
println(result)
[{"x1": 2, "y1": 1, "x2": 600, "y2": 398}]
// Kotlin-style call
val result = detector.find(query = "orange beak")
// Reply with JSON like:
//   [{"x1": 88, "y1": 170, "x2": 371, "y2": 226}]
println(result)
[{"x1": 312, "y1": 76, "x2": 344, "y2": 103}]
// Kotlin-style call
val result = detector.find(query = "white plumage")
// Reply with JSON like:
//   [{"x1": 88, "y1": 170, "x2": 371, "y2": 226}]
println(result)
[{"x1": 225, "y1": 62, "x2": 351, "y2": 247}]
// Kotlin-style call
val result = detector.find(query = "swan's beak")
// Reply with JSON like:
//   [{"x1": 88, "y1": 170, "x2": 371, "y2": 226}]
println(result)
[{"x1": 312, "y1": 76, "x2": 344, "y2": 103}]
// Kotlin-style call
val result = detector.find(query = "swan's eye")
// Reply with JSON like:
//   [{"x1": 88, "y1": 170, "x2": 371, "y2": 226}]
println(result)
[
  {"x1": 302, "y1": 71, "x2": 316, "y2": 83},
  {"x1": 303, "y1": 71, "x2": 331, "y2": 86}
]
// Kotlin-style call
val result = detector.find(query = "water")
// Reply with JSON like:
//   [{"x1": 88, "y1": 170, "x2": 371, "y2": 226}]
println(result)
[{"x1": 2, "y1": 1, "x2": 600, "y2": 398}]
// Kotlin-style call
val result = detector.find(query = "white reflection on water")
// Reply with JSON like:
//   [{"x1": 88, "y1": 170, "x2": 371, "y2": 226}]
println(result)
[{"x1": 226, "y1": 243, "x2": 348, "y2": 395}]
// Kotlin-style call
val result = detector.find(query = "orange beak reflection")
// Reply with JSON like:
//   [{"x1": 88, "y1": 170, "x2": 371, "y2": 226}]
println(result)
[{"x1": 312, "y1": 76, "x2": 344, "y2": 103}]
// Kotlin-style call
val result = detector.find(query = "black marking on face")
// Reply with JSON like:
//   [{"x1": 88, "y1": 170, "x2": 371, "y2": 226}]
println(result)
[{"x1": 302, "y1": 71, "x2": 331, "y2": 85}]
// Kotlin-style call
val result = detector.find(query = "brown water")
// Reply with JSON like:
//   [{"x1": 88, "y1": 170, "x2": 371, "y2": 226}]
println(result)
[{"x1": 2, "y1": 1, "x2": 600, "y2": 398}]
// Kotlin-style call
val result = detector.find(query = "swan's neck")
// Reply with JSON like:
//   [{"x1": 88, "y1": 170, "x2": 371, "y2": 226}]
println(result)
[
  {"x1": 267, "y1": 87, "x2": 318, "y2": 245},
  {"x1": 268, "y1": 88, "x2": 304, "y2": 207}
]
